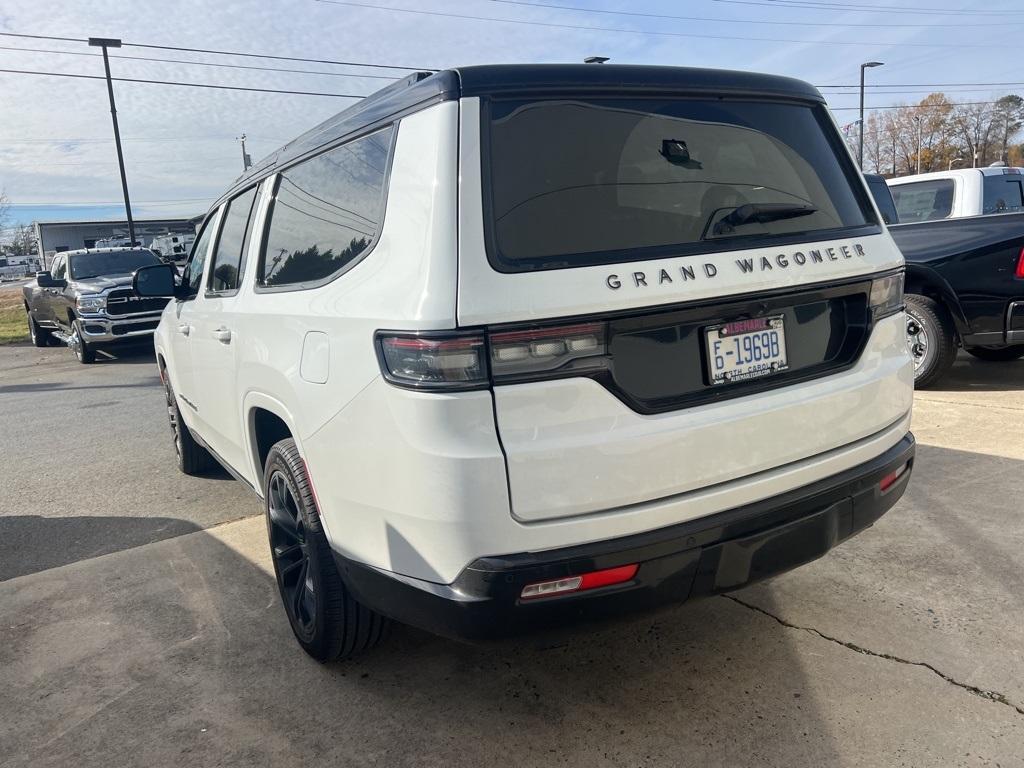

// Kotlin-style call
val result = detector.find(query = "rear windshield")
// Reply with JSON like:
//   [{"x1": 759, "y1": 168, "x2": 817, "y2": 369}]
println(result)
[
  {"x1": 69, "y1": 250, "x2": 161, "y2": 279},
  {"x1": 891, "y1": 179, "x2": 954, "y2": 223},
  {"x1": 483, "y1": 97, "x2": 875, "y2": 271},
  {"x1": 982, "y1": 173, "x2": 1024, "y2": 214}
]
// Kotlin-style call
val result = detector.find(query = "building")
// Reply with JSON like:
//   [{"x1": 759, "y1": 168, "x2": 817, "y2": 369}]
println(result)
[{"x1": 34, "y1": 218, "x2": 198, "y2": 267}]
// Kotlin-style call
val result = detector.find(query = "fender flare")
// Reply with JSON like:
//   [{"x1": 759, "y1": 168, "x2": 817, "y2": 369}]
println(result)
[{"x1": 903, "y1": 263, "x2": 970, "y2": 338}]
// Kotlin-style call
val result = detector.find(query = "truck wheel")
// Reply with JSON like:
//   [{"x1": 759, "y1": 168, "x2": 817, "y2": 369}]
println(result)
[
  {"x1": 904, "y1": 295, "x2": 956, "y2": 389},
  {"x1": 69, "y1": 320, "x2": 96, "y2": 364},
  {"x1": 264, "y1": 438, "x2": 390, "y2": 662},
  {"x1": 26, "y1": 308, "x2": 50, "y2": 347},
  {"x1": 966, "y1": 345, "x2": 1024, "y2": 362},
  {"x1": 163, "y1": 375, "x2": 214, "y2": 475}
]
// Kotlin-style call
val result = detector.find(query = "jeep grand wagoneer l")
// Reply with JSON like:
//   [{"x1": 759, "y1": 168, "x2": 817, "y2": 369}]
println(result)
[{"x1": 134, "y1": 65, "x2": 915, "y2": 661}]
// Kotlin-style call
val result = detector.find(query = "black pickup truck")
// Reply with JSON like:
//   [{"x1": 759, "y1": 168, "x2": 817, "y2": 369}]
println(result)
[
  {"x1": 864, "y1": 175, "x2": 1024, "y2": 387},
  {"x1": 22, "y1": 247, "x2": 171, "y2": 363},
  {"x1": 891, "y1": 214, "x2": 1024, "y2": 386}
]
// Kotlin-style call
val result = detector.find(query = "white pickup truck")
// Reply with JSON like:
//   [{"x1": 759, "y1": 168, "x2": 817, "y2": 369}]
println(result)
[{"x1": 887, "y1": 167, "x2": 1024, "y2": 222}]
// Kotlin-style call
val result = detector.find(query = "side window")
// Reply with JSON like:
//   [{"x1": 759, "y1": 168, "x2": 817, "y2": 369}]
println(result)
[
  {"x1": 891, "y1": 179, "x2": 955, "y2": 223},
  {"x1": 983, "y1": 175, "x2": 1024, "y2": 215},
  {"x1": 183, "y1": 213, "x2": 219, "y2": 295},
  {"x1": 208, "y1": 185, "x2": 259, "y2": 293},
  {"x1": 259, "y1": 125, "x2": 394, "y2": 289},
  {"x1": 51, "y1": 255, "x2": 66, "y2": 280}
]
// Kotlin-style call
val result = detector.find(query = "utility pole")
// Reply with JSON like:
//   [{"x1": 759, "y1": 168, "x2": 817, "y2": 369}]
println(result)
[
  {"x1": 89, "y1": 37, "x2": 135, "y2": 246},
  {"x1": 915, "y1": 116, "x2": 923, "y2": 175},
  {"x1": 237, "y1": 133, "x2": 252, "y2": 171},
  {"x1": 859, "y1": 61, "x2": 884, "y2": 169}
]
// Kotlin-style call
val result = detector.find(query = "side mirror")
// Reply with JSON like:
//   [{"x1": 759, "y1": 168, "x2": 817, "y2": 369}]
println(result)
[
  {"x1": 133, "y1": 263, "x2": 177, "y2": 298},
  {"x1": 36, "y1": 271, "x2": 65, "y2": 289}
]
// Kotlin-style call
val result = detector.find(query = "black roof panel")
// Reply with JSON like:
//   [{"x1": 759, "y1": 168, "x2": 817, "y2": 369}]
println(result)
[{"x1": 218, "y1": 64, "x2": 823, "y2": 206}]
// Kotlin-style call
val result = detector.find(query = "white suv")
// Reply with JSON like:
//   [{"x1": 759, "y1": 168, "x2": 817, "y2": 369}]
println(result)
[{"x1": 135, "y1": 65, "x2": 915, "y2": 661}]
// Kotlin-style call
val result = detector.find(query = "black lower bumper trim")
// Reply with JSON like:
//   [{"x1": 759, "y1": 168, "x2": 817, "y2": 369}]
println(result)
[{"x1": 334, "y1": 433, "x2": 915, "y2": 641}]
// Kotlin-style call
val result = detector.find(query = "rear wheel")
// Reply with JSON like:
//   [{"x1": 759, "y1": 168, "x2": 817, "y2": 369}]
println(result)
[
  {"x1": 69, "y1": 320, "x2": 96, "y2": 364},
  {"x1": 904, "y1": 294, "x2": 956, "y2": 389},
  {"x1": 966, "y1": 345, "x2": 1024, "y2": 362},
  {"x1": 26, "y1": 308, "x2": 50, "y2": 348},
  {"x1": 264, "y1": 438, "x2": 389, "y2": 662},
  {"x1": 162, "y1": 373, "x2": 214, "y2": 475}
]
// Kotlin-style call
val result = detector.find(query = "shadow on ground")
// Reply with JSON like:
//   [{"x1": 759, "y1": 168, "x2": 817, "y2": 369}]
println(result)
[{"x1": 933, "y1": 352, "x2": 1024, "y2": 392}]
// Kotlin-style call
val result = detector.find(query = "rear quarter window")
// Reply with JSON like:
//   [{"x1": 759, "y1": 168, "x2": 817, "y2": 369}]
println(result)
[
  {"x1": 891, "y1": 179, "x2": 955, "y2": 222},
  {"x1": 483, "y1": 97, "x2": 876, "y2": 272},
  {"x1": 982, "y1": 174, "x2": 1024, "y2": 214},
  {"x1": 257, "y1": 125, "x2": 395, "y2": 290}
]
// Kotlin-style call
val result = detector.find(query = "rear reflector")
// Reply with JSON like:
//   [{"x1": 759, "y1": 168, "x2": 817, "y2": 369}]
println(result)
[
  {"x1": 520, "y1": 563, "x2": 639, "y2": 600},
  {"x1": 1016, "y1": 248, "x2": 1024, "y2": 279},
  {"x1": 879, "y1": 462, "x2": 909, "y2": 492}
]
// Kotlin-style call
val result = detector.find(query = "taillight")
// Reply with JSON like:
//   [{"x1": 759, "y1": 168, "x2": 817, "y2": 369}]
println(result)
[
  {"x1": 377, "y1": 333, "x2": 488, "y2": 390},
  {"x1": 489, "y1": 321, "x2": 608, "y2": 381},
  {"x1": 1015, "y1": 248, "x2": 1024, "y2": 279},
  {"x1": 870, "y1": 271, "x2": 904, "y2": 319}
]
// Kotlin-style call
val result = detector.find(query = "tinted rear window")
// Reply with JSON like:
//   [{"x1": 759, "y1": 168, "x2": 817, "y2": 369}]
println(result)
[
  {"x1": 484, "y1": 98, "x2": 874, "y2": 271},
  {"x1": 982, "y1": 173, "x2": 1024, "y2": 214},
  {"x1": 891, "y1": 179, "x2": 954, "y2": 222},
  {"x1": 69, "y1": 250, "x2": 161, "y2": 279}
]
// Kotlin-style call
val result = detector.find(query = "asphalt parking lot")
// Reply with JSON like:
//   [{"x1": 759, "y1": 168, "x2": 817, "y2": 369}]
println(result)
[{"x1": 1, "y1": 337, "x2": 1022, "y2": 767}]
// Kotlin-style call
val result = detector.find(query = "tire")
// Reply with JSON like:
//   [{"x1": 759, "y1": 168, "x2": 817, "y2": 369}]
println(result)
[
  {"x1": 264, "y1": 438, "x2": 390, "y2": 662},
  {"x1": 904, "y1": 294, "x2": 957, "y2": 389},
  {"x1": 26, "y1": 308, "x2": 50, "y2": 347},
  {"x1": 162, "y1": 372, "x2": 214, "y2": 475},
  {"x1": 69, "y1": 319, "x2": 96, "y2": 364},
  {"x1": 966, "y1": 345, "x2": 1024, "y2": 362}
]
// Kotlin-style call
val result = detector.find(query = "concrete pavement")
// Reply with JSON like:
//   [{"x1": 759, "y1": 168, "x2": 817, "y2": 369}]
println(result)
[{"x1": 1, "y1": 344, "x2": 1022, "y2": 766}]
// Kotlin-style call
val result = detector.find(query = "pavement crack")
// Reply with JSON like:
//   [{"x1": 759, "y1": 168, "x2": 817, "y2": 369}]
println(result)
[{"x1": 723, "y1": 594, "x2": 1024, "y2": 717}]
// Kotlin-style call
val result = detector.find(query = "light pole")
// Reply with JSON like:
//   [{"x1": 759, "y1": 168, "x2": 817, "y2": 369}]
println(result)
[
  {"x1": 89, "y1": 37, "x2": 135, "y2": 246},
  {"x1": 237, "y1": 133, "x2": 252, "y2": 171},
  {"x1": 914, "y1": 116, "x2": 923, "y2": 174},
  {"x1": 859, "y1": 61, "x2": 884, "y2": 170}
]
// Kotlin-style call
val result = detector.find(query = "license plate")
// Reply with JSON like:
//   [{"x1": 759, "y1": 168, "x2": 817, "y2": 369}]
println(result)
[{"x1": 705, "y1": 315, "x2": 789, "y2": 385}]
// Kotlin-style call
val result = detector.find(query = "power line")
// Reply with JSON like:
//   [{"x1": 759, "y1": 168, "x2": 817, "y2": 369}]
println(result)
[
  {"x1": 314, "y1": 0, "x2": 1017, "y2": 48},
  {"x1": 0, "y1": 31, "x2": 435, "y2": 71},
  {"x1": 819, "y1": 81, "x2": 1024, "y2": 89},
  {"x1": 712, "y1": 0, "x2": 1024, "y2": 14},
  {"x1": 11, "y1": 197, "x2": 212, "y2": 205},
  {"x1": 0, "y1": 135, "x2": 288, "y2": 144},
  {"x1": 831, "y1": 100, "x2": 1008, "y2": 112},
  {"x1": 484, "y1": 0, "x2": 1017, "y2": 27},
  {"x1": 0, "y1": 44, "x2": 402, "y2": 80},
  {"x1": 0, "y1": 67, "x2": 365, "y2": 98}
]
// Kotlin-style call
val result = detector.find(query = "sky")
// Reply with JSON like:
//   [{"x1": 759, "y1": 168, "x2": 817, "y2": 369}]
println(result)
[{"x1": 2, "y1": 0, "x2": 1024, "y2": 231}]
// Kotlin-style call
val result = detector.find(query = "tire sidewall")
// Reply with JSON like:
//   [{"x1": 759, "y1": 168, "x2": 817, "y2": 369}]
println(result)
[{"x1": 263, "y1": 444, "x2": 337, "y2": 655}]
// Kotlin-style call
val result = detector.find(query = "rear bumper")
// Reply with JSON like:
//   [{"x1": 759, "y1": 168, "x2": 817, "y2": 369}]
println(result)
[{"x1": 334, "y1": 432, "x2": 915, "y2": 641}]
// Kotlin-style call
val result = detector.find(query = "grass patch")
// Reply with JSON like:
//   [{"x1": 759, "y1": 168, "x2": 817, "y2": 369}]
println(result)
[{"x1": 0, "y1": 290, "x2": 30, "y2": 345}]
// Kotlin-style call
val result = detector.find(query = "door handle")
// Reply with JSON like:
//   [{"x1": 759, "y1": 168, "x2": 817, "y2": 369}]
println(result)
[
  {"x1": 212, "y1": 327, "x2": 232, "y2": 343},
  {"x1": 177, "y1": 323, "x2": 190, "y2": 336}
]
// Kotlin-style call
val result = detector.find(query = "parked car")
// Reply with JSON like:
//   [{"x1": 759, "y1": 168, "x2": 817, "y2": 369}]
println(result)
[
  {"x1": 23, "y1": 247, "x2": 170, "y2": 363},
  {"x1": 888, "y1": 212, "x2": 1024, "y2": 386},
  {"x1": 887, "y1": 167, "x2": 1024, "y2": 222},
  {"x1": 149, "y1": 232, "x2": 195, "y2": 264},
  {"x1": 135, "y1": 64, "x2": 915, "y2": 661}
]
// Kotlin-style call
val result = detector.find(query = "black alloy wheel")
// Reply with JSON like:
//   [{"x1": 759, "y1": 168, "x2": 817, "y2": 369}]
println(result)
[
  {"x1": 267, "y1": 469, "x2": 318, "y2": 641},
  {"x1": 162, "y1": 372, "x2": 213, "y2": 475}
]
